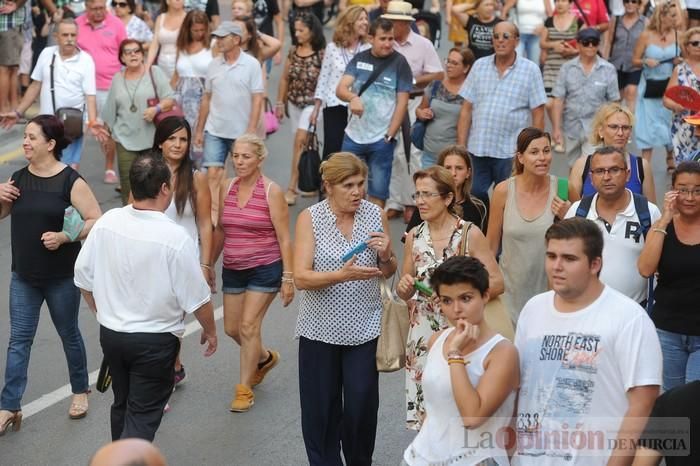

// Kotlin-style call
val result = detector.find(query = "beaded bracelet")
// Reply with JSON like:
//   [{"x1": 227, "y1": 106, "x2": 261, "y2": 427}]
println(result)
[{"x1": 448, "y1": 358, "x2": 466, "y2": 366}]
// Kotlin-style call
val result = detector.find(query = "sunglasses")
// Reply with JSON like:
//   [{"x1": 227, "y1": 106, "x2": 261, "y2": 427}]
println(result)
[
  {"x1": 122, "y1": 47, "x2": 142, "y2": 55},
  {"x1": 623, "y1": 0, "x2": 639, "y2": 3},
  {"x1": 492, "y1": 32, "x2": 515, "y2": 40},
  {"x1": 112, "y1": 1, "x2": 128, "y2": 7},
  {"x1": 579, "y1": 39, "x2": 600, "y2": 47},
  {"x1": 688, "y1": 40, "x2": 700, "y2": 47}
]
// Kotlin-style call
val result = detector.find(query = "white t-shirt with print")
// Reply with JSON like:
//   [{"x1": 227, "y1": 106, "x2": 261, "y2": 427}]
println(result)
[{"x1": 512, "y1": 286, "x2": 662, "y2": 466}]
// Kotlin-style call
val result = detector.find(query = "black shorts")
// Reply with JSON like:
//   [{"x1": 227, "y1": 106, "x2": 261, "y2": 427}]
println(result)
[{"x1": 618, "y1": 69, "x2": 642, "y2": 89}]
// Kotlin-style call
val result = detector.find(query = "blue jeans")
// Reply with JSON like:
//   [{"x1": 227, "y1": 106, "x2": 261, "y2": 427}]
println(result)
[
  {"x1": 470, "y1": 155, "x2": 513, "y2": 206},
  {"x1": 421, "y1": 150, "x2": 437, "y2": 169},
  {"x1": 518, "y1": 33, "x2": 541, "y2": 66},
  {"x1": 60, "y1": 136, "x2": 84, "y2": 166},
  {"x1": 656, "y1": 328, "x2": 700, "y2": 391},
  {"x1": 1, "y1": 273, "x2": 88, "y2": 410},
  {"x1": 341, "y1": 135, "x2": 396, "y2": 200},
  {"x1": 202, "y1": 132, "x2": 235, "y2": 168}
]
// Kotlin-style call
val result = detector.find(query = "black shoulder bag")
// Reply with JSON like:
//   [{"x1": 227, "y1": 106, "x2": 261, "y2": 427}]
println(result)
[
  {"x1": 50, "y1": 53, "x2": 84, "y2": 143},
  {"x1": 643, "y1": 30, "x2": 678, "y2": 99}
]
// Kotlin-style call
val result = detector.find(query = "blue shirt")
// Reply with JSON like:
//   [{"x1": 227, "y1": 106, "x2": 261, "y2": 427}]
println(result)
[
  {"x1": 460, "y1": 54, "x2": 546, "y2": 159},
  {"x1": 343, "y1": 50, "x2": 413, "y2": 144}
]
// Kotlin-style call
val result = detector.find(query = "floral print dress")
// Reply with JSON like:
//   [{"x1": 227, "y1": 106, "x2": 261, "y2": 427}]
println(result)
[
  {"x1": 671, "y1": 62, "x2": 700, "y2": 164},
  {"x1": 406, "y1": 218, "x2": 470, "y2": 430}
]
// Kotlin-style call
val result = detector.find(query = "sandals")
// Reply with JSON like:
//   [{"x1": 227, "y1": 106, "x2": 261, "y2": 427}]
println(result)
[
  {"x1": 0, "y1": 410, "x2": 22, "y2": 436},
  {"x1": 68, "y1": 392, "x2": 89, "y2": 420}
]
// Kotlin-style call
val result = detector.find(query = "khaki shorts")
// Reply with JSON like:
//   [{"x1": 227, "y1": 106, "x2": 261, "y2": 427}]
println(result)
[{"x1": 0, "y1": 28, "x2": 23, "y2": 66}]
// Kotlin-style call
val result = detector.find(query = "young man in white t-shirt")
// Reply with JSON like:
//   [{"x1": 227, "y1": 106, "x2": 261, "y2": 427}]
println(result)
[{"x1": 513, "y1": 217, "x2": 662, "y2": 466}]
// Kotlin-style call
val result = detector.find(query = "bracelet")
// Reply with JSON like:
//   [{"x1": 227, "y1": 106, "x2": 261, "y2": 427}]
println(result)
[
  {"x1": 651, "y1": 228, "x2": 667, "y2": 235},
  {"x1": 155, "y1": 104, "x2": 162, "y2": 114},
  {"x1": 281, "y1": 278, "x2": 294, "y2": 284},
  {"x1": 14, "y1": 109, "x2": 22, "y2": 119},
  {"x1": 200, "y1": 263, "x2": 212, "y2": 269},
  {"x1": 448, "y1": 358, "x2": 466, "y2": 366},
  {"x1": 447, "y1": 350, "x2": 463, "y2": 359},
  {"x1": 282, "y1": 271, "x2": 293, "y2": 276},
  {"x1": 378, "y1": 254, "x2": 395, "y2": 265}
]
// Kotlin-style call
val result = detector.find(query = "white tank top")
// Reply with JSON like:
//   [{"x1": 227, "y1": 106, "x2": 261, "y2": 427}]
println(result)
[
  {"x1": 175, "y1": 48, "x2": 213, "y2": 78},
  {"x1": 164, "y1": 195, "x2": 199, "y2": 259},
  {"x1": 404, "y1": 328, "x2": 515, "y2": 466}
]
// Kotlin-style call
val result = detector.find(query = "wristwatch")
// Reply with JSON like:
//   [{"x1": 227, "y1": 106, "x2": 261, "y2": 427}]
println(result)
[{"x1": 384, "y1": 134, "x2": 396, "y2": 144}]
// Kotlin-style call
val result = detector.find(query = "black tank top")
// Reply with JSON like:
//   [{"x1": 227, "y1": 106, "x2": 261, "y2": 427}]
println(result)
[
  {"x1": 652, "y1": 221, "x2": 700, "y2": 336},
  {"x1": 10, "y1": 166, "x2": 82, "y2": 285}
]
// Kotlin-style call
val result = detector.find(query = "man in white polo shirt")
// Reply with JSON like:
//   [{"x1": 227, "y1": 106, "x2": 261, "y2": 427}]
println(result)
[
  {"x1": 74, "y1": 153, "x2": 217, "y2": 442},
  {"x1": 565, "y1": 146, "x2": 661, "y2": 305},
  {"x1": 194, "y1": 20, "x2": 264, "y2": 223},
  {"x1": 0, "y1": 18, "x2": 102, "y2": 169}
]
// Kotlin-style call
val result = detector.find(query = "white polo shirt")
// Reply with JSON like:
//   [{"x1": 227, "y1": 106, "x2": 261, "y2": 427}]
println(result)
[
  {"x1": 74, "y1": 206, "x2": 211, "y2": 336},
  {"x1": 565, "y1": 190, "x2": 661, "y2": 303},
  {"x1": 31, "y1": 46, "x2": 96, "y2": 114},
  {"x1": 204, "y1": 52, "x2": 264, "y2": 139}
]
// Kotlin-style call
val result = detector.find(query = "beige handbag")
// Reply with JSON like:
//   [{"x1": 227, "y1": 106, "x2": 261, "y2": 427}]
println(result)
[{"x1": 376, "y1": 279, "x2": 410, "y2": 373}]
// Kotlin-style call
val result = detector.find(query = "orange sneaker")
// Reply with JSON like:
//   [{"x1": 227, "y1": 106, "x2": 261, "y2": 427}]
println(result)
[
  {"x1": 230, "y1": 384, "x2": 254, "y2": 412},
  {"x1": 251, "y1": 350, "x2": 280, "y2": 387}
]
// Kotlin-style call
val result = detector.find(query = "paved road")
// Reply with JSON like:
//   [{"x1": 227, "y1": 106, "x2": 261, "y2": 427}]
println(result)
[{"x1": 0, "y1": 11, "x2": 674, "y2": 465}]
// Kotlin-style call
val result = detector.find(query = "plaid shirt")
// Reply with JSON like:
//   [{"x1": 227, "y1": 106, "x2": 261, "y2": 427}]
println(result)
[
  {"x1": 0, "y1": 1, "x2": 26, "y2": 32},
  {"x1": 460, "y1": 54, "x2": 547, "y2": 159}
]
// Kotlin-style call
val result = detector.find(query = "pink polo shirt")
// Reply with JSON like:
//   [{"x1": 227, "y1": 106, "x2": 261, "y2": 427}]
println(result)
[
  {"x1": 393, "y1": 30, "x2": 443, "y2": 79},
  {"x1": 76, "y1": 14, "x2": 127, "y2": 91}
]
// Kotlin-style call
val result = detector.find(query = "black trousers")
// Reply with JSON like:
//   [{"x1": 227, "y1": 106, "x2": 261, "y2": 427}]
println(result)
[
  {"x1": 298, "y1": 336, "x2": 379, "y2": 466},
  {"x1": 99, "y1": 326, "x2": 180, "y2": 441},
  {"x1": 322, "y1": 105, "x2": 349, "y2": 160}
]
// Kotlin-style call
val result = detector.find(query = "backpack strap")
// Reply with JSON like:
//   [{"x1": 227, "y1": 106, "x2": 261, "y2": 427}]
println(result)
[
  {"x1": 575, "y1": 194, "x2": 595, "y2": 218},
  {"x1": 635, "y1": 155, "x2": 645, "y2": 184},
  {"x1": 581, "y1": 154, "x2": 592, "y2": 186},
  {"x1": 632, "y1": 192, "x2": 652, "y2": 237}
]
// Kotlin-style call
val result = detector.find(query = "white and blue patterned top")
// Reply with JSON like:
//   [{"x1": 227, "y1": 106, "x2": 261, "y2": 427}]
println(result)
[
  {"x1": 460, "y1": 54, "x2": 547, "y2": 159},
  {"x1": 295, "y1": 199, "x2": 383, "y2": 346}
]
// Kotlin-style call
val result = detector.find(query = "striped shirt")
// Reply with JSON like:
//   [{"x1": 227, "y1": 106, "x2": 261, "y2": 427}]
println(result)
[
  {"x1": 0, "y1": 1, "x2": 25, "y2": 31},
  {"x1": 221, "y1": 176, "x2": 281, "y2": 270}
]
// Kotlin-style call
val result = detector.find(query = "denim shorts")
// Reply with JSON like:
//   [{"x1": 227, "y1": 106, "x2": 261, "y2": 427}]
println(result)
[
  {"x1": 202, "y1": 132, "x2": 235, "y2": 168},
  {"x1": 61, "y1": 136, "x2": 84, "y2": 166},
  {"x1": 222, "y1": 260, "x2": 282, "y2": 294}
]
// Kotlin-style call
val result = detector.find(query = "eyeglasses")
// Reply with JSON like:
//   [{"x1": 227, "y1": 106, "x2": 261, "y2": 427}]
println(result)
[
  {"x1": 590, "y1": 167, "x2": 626, "y2": 176},
  {"x1": 677, "y1": 187, "x2": 700, "y2": 197},
  {"x1": 579, "y1": 39, "x2": 600, "y2": 47},
  {"x1": 412, "y1": 191, "x2": 443, "y2": 200},
  {"x1": 623, "y1": 0, "x2": 639, "y2": 3},
  {"x1": 444, "y1": 58, "x2": 462, "y2": 66},
  {"x1": 688, "y1": 40, "x2": 700, "y2": 47},
  {"x1": 112, "y1": 1, "x2": 128, "y2": 7},
  {"x1": 122, "y1": 47, "x2": 142, "y2": 55},
  {"x1": 606, "y1": 123, "x2": 633, "y2": 132},
  {"x1": 492, "y1": 32, "x2": 516, "y2": 40}
]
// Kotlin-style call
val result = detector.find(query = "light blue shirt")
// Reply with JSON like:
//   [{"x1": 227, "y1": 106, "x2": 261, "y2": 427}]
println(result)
[{"x1": 460, "y1": 54, "x2": 546, "y2": 159}]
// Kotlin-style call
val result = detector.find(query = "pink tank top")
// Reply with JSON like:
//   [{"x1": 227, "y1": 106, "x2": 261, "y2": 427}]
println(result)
[{"x1": 221, "y1": 176, "x2": 281, "y2": 270}]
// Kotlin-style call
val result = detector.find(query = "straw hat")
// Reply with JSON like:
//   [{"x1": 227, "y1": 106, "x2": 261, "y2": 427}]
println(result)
[{"x1": 381, "y1": 1, "x2": 416, "y2": 21}]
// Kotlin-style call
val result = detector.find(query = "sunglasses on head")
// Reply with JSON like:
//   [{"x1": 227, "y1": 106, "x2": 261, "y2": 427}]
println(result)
[
  {"x1": 112, "y1": 1, "x2": 128, "y2": 7},
  {"x1": 579, "y1": 39, "x2": 600, "y2": 47},
  {"x1": 492, "y1": 32, "x2": 515, "y2": 40}
]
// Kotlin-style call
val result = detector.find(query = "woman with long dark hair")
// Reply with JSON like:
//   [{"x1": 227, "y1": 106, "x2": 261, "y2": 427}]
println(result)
[
  {"x1": 152, "y1": 116, "x2": 213, "y2": 386},
  {"x1": 0, "y1": 115, "x2": 101, "y2": 433},
  {"x1": 276, "y1": 12, "x2": 325, "y2": 204}
]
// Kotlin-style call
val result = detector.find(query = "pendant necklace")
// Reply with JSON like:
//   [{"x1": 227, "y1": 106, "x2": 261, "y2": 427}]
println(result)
[{"x1": 124, "y1": 70, "x2": 145, "y2": 113}]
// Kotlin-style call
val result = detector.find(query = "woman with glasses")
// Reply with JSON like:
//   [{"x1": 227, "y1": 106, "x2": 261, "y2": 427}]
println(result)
[
  {"x1": 632, "y1": 0, "x2": 681, "y2": 169},
  {"x1": 396, "y1": 166, "x2": 503, "y2": 430},
  {"x1": 113, "y1": 0, "x2": 153, "y2": 48},
  {"x1": 451, "y1": 0, "x2": 503, "y2": 59},
  {"x1": 639, "y1": 161, "x2": 700, "y2": 391},
  {"x1": 146, "y1": 0, "x2": 187, "y2": 79},
  {"x1": 664, "y1": 27, "x2": 700, "y2": 164},
  {"x1": 100, "y1": 39, "x2": 176, "y2": 204},
  {"x1": 415, "y1": 48, "x2": 475, "y2": 169},
  {"x1": 569, "y1": 103, "x2": 657, "y2": 201},
  {"x1": 605, "y1": 0, "x2": 645, "y2": 112},
  {"x1": 486, "y1": 127, "x2": 569, "y2": 323}
]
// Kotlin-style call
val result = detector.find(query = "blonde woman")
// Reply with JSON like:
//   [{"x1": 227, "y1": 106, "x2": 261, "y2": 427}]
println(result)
[{"x1": 211, "y1": 134, "x2": 293, "y2": 413}]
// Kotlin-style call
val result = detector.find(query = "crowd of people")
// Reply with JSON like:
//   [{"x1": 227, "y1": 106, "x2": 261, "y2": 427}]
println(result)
[{"x1": 0, "y1": 0, "x2": 698, "y2": 465}]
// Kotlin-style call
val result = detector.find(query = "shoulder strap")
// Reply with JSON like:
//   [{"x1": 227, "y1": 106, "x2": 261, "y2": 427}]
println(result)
[
  {"x1": 571, "y1": 0, "x2": 591, "y2": 26},
  {"x1": 610, "y1": 16, "x2": 621, "y2": 58},
  {"x1": 429, "y1": 80, "x2": 440, "y2": 103},
  {"x1": 50, "y1": 53, "x2": 57, "y2": 113},
  {"x1": 635, "y1": 155, "x2": 645, "y2": 183},
  {"x1": 458, "y1": 221, "x2": 474, "y2": 256},
  {"x1": 357, "y1": 51, "x2": 399, "y2": 97},
  {"x1": 581, "y1": 154, "x2": 592, "y2": 186},
  {"x1": 575, "y1": 194, "x2": 595, "y2": 218},
  {"x1": 148, "y1": 67, "x2": 159, "y2": 100},
  {"x1": 632, "y1": 192, "x2": 652, "y2": 237}
]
